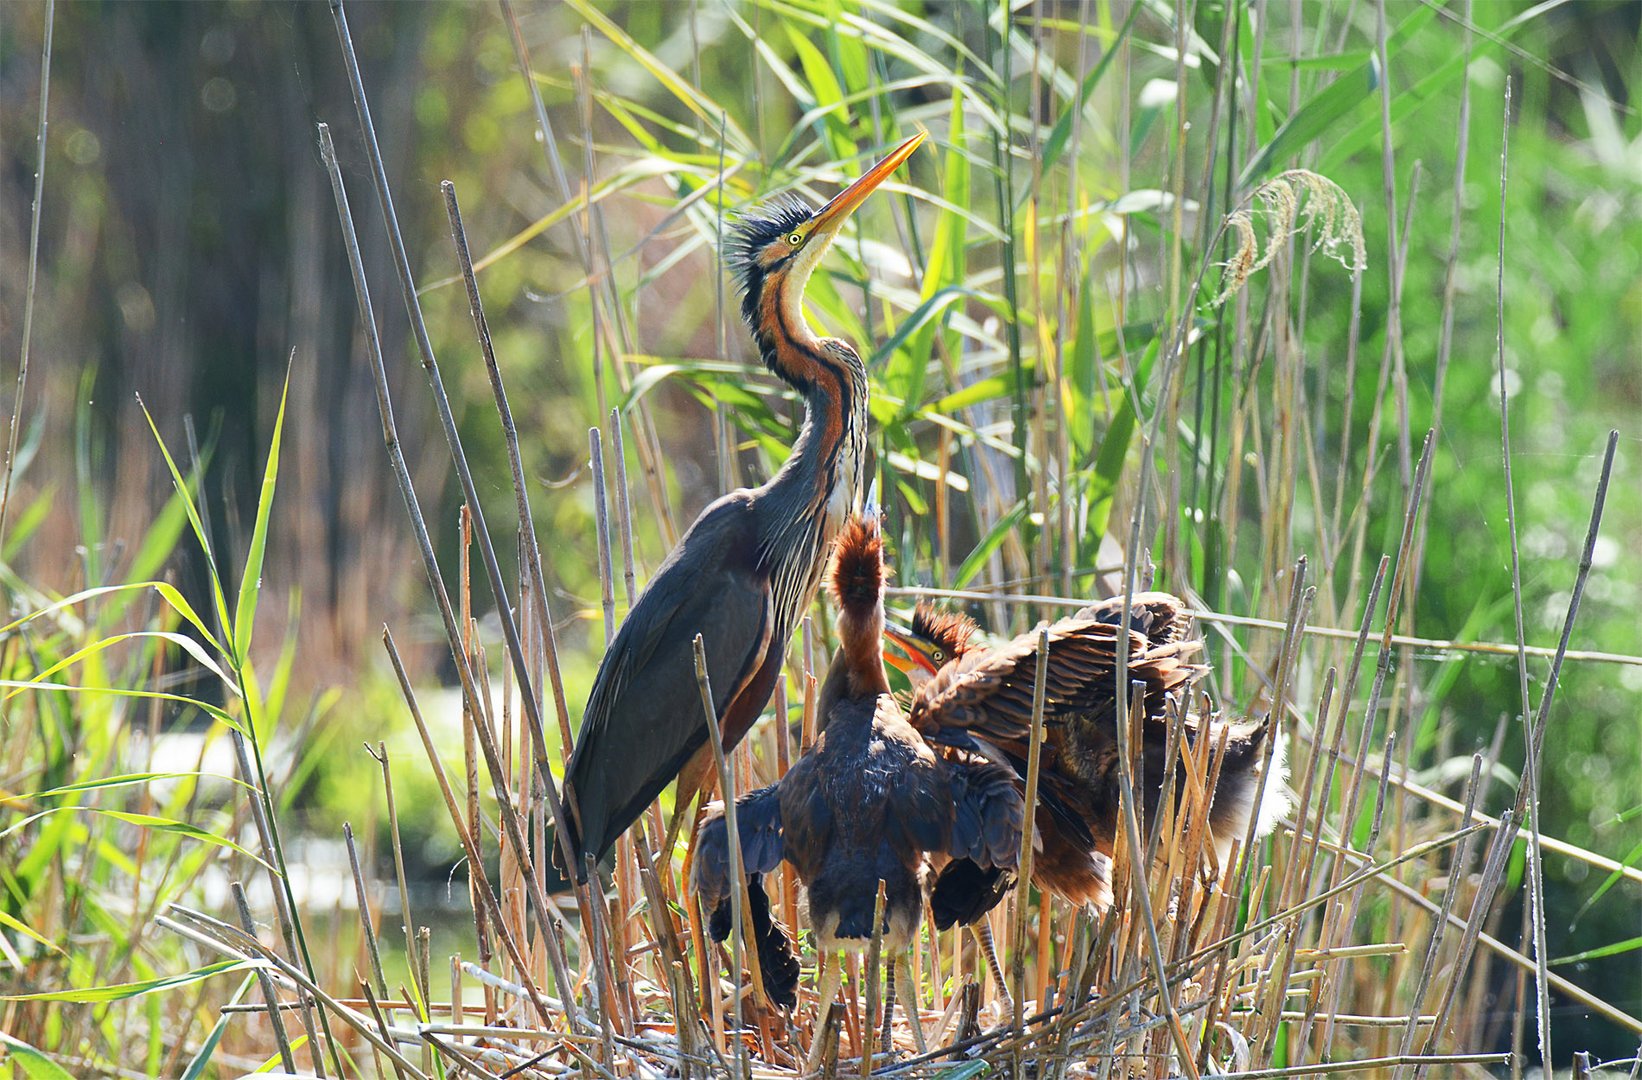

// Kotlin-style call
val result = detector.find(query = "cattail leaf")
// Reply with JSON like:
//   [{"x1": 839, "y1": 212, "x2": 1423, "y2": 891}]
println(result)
[
  {"x1": 0, "y1": 679, "x2": 244, "y2": 734},
  {"x1": 25, "y1": 771, "x2": 243, "y2": 800},
  {"x1": 1088, "y1": 338, "x2": 1159, "y2": 542},
  {"x1": 0, "y1": 808, "x2": 269, "y2": 870},
  {"x1": 0, "y1": 910, "x2": 62, "y2": 955},
  {"x1": 1550, "y1": 935, "x2": 1642, "y2": 967},
  {"x1": 786, "y1": 26, "x2": 852, "y2": 162},
  {"x1": 1236, "y1": 53, "x2": 1381, "y2": 191},
  {"x1": 139, "y1": 399, "x2": 234, "y2": 655},
  {"x1": 954, "y1": 502, "x2": 1029, "y2": 590},
  {"x1": 564, "y1": 0, "x2": 753, "y2": 154},
  {"x1": 178, "y1": 974, "x2": 257, "y2": 1080},
  {"x1": 3, "y1": 631, "x2": 234, "y2": 703}
]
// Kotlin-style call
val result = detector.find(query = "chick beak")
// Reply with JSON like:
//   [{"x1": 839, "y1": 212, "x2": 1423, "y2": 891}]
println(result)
[{"x1": 882, "y1": 621, "x2": 938, "y2": 679}]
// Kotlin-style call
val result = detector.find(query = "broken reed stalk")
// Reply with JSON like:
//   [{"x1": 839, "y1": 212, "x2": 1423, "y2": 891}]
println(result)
[
  {"x1": 360, "y1": 981, "x2": 411, "y2": 1080},
  {"x1": 342, "y1": 822, "x2": 390, "y2": 998},
  {"x1": 862, "y1": 880, "x2": 888, "y2": 1076},
  {"x1": 582, "y1": 854, "x2": 620, "y2": 1070},
  {"x1": 316, "y1": 120, "x2": 579, "y2": 1016},
  {"x1": 167, "y1": 904, "x2": 434, "y2": 1080},
  {"x1": 611, "y1": 409, "x2": 639, "y2": 607},
  {"x1": 456, "y1": 507, "x2": 492, "y2": 980},
  {"x1": 1391, "y1": 755, "x2": 1485, "y2": 1077},
  {"x1": 591, "y1": 427, "x2": 618, "y2": 645},
  {"x1": 365, "y1": 741, "x2": 422, "y2": 1011},
  {"x1": 588, "y1": 421, "x2": 649, "y2": 1030},
  {"x1": 1417, "y1": 810, "x2": 1521, "y2": 1075},
  {"x1": 692, "y1": 633, "x2": 749, "y2": 1080}
]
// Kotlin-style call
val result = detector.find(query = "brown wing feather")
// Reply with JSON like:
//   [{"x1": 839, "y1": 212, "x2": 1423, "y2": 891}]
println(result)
[
  {"x1": 907, "y1": 593, "x2": 1211, "y2": 915},
  {"x1": 906, "y1": 615, "x2": 1205, "y2": 747}
]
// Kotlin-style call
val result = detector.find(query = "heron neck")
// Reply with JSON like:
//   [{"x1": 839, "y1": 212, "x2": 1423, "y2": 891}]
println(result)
[{"x1": 752, "y1": 373, "x2": 863, "y2": 637}]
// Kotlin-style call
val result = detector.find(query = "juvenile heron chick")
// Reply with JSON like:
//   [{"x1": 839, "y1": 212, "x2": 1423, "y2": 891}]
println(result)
[
  {"x1": 693, "y1": 514, "x2": 1022, "y2": 1062},
  {"x1": 884, "y1": 593, "x2": 1289, "y2": 926}
]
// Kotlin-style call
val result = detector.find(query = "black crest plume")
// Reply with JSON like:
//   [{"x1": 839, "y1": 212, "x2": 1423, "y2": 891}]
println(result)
[{"x1": 726, "y1": 193, "x2": 814, "y2": 329}]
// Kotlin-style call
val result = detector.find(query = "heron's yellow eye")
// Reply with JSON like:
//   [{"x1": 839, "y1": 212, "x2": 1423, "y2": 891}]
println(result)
[
  {"x1": 932, "y1": 649, "x2": 945, "y2": 663},
  {"x1": 788, "y1": 232, "x2": 804, "y2": 247}
]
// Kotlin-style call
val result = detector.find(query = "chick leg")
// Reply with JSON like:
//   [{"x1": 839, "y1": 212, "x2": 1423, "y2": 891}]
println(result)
[
  {"x1": 880, "y1": 957, "x2": 896, "y2": 1056},
  {"x1": 971, "y1": 921, "x2": 1013, "y2": 1013},
  {"x1": 896, "y1": 952, "x2": 928, "y2": 1055},
  {"x1": 806, "y1": 951, "x2": 843, "y2": 1075}
]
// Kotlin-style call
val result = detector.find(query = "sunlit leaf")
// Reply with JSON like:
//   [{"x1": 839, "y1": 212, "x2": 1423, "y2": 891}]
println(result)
[
  {"x1": 3, "y1": 631, "x2": 235, "y2": 703},
  {"x1": 234, "y1": 370, "x2": 288, "y2": 665},
  {"x1": 0, "y1": 807, "x2": 268, "y2": 869},
  {"x1": 0, "y1": 1032, "x2": 77, "y2": 1080},
  {"x1": 1, "y1": 958, "x2": 265, "y2": 1003},
  {"x1": 0, "y1": 909, "x2": 62, "y2": 956},
  {"x1": 954, "y1": 502, "x2": 1029, "y2": 590}
]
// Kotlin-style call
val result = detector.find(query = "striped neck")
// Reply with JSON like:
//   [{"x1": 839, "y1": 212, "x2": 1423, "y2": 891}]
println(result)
[{"x1": 751, "y1": 340, "x2": 869, "y2": 636}]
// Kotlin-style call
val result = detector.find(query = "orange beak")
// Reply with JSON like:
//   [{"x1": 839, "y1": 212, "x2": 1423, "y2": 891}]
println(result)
[
  {"x1": 808, "y1": 130, "x2": 927, "y2": 239},
  {"x1": 882, "y1": 620, "x2": 940, "y2": 679}
]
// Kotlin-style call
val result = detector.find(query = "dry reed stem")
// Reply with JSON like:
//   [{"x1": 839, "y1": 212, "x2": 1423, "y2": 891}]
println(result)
[
  {"x1": 230, "y1": 879, "x2": 296, "y2": 1074},
  {"x1": 318, "y1": 116, "x2": 581, "y2": 1018},
  {"x1": 885, "y1": 585, "x2": 1642, "y2": 669},
  {"x1": 0, "y1": 0, "x2": 53, "y2": 547},
  {"x1": 328, "y1": 7, "x2": 589, "y2": 945},
  {"x1": 381, "y1": 626, "x2": 566, "y2": 1034},
  {"x1": 694, "y1": 633, "x2": 752, "y2": 1080},
  {"x1": 441, "y1": 181, "x2": 577, "y2": 759},
  {"x1": 342, "y1": 822, "x2": 390, "y2": 998},
  {"x1": 1012, "y1": 625, "x2": 1051, "y2": 1043},
  {"x1": 168, "y1": 904, "x2": 434, "y2": 1080}
]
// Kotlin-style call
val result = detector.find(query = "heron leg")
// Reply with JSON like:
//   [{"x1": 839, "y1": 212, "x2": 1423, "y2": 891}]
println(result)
[
  {"x1": 806, "y1": 951, "x2": 843, "y2": 1075},
  {"x1": 971, "y1": 921, "x2": 1013, "y2": 1014},
  {"x1": 661, "y1": 786, "x2": 703, "y2": 867},
  {"x1": 896, "y1": 952, "x2": 928, "y2": 1056}
]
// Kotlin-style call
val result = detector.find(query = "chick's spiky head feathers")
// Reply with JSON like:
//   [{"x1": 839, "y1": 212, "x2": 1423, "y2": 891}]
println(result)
[
  {"x1": 910, "y1": 602, "x2": 981, "y2": 661},
  {"x1": 829, "y1": 513, "x2": 887, "y2": 620}
]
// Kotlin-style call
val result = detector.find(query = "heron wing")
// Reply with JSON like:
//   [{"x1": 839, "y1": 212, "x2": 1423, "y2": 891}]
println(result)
[
  {"x1": 1074, "y1": 592, "x2": 1196, "y2": 645},
  {"x1": 692, "y1": 783, "x2": 786, "y2": 923},
  {"x1": 946, "y1": 759, "x2": 1025, "y2": 870},
  {"x1": 907, "y1": 616, "x2": 1203, "y2": 753},
  {"x1": 563, "y1": 496, "x2": 776, "y2": 866}
]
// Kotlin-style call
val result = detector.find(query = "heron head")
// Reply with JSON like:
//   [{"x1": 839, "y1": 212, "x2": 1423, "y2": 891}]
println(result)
[{"x1": 727, "y1": 131, "x2": 925, "y2": 368}]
